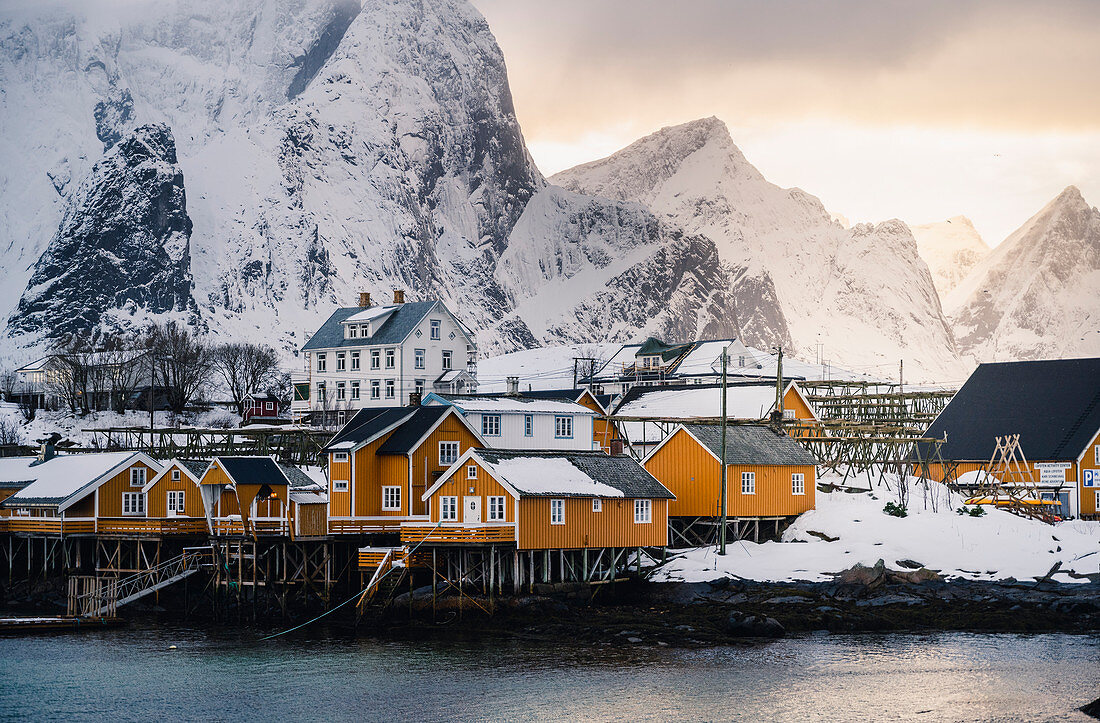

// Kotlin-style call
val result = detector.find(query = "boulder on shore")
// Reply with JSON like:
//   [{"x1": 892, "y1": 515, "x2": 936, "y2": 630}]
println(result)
[{"x1": 726, "y1": 611, "x2": 785, "y2": 638}]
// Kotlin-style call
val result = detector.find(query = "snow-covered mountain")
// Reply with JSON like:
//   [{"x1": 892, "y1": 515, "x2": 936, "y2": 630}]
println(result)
[
  {"x1": 909, "y1": 216, "x2": 989, "y2": 297},
  {"x1": 552, "y1": 118, "x2": 962, "y2": 381},
  {"x1": 947, "y1": 186, "x2": 1100, "y2": 361},
  {"x1": 0, "y1": 0, "x2": 735, "y2": 359}
]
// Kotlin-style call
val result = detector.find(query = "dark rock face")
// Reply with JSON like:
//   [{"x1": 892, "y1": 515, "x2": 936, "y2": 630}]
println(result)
[
  {"x1": 8, "y1": 123, "x2": 196, "y2": 339},
  {"x1": 727, "y1": 265, "x2": 793, "y2": 351},
  {"x1": 286, "y1": 0, "x2": 362, "y2": 100}
]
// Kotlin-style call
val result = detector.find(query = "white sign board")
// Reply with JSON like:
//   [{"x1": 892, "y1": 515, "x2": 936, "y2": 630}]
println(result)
[
  {"x1": 1035, "y1": 462, "x2": 1070, "y2": 485},
  {"x1": 1084, "y1": 469, "x2": 1099, "y2": 488}
]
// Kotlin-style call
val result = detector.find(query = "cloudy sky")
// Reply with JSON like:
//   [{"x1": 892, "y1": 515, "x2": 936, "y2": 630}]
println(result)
[{"x1": 472, "y1": 0, "x2": 1100, "y2": 245}]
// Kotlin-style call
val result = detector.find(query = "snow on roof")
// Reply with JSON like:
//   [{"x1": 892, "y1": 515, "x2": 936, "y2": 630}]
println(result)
[
  {"x1": 440, "y1": 395, "x2": 594, "y2": 414},
  {"x1": 487, "y1": 456, "x2": 624, "y2": 497},
  {"x1": 616, "y1": 384, "x2": 779, "y2": 419},
  {"x1": 345, "y1": 305, "x2": 397, "y2": 324},
  {"x1": 674, "y1": 340, "x2": 760, "y2": 376},
  {"x1": 289, "y1": 490, "x2": 328, "y2": 505},
  {"x1": 4, "y1": 452, "x2": 146, "y2": 506}
]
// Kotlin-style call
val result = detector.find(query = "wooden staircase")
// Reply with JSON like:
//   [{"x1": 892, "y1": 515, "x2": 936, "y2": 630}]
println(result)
[{"x1": 68, "y1": 547, "x2": 213, "y2": 617}]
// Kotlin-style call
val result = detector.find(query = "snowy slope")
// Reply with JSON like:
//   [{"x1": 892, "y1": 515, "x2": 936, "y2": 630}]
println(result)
[
  {"x1": 909, "y1": 216, "x2": 989, "y2": 297},
  {"x1": 552, "y1": 118, "x2": 962, "y2": 382},
  {"x1": 947, "y1": 186, "x2": 1100, "y2": 362}
]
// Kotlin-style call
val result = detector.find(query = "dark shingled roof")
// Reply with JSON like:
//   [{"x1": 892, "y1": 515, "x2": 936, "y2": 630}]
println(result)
[
  {"x1": 917, "y1": 358, "x2": 1100, "y2": 462},
  {"x1": 681, "y1": 424, "x2": 818, "y2": 466},
  {"x1": 476, "y1": 449, "x2": 674, "y2": 499},
  {"x1": 177, "y1": 458, "x2": 210, "y2": 480},
  {"x1": 377, "y1": 406, "x2": 454, "y2": 455},
  {"x1": 323, "y1": 407, "x2": 416, "y2": 450},
  {"x1": 301, "y1": 301, "x2": 438, "y2": 351},
  {"x1": 215, "y1": 457, "x2": 289, "y2": 487},
  {"x1": 277, "y1": 463, "x2": 323, "y2": 490}
]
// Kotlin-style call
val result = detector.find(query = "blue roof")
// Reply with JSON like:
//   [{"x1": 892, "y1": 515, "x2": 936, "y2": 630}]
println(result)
[{"x1": 301, "y1": 301, "x2": 439, "y2": 351}]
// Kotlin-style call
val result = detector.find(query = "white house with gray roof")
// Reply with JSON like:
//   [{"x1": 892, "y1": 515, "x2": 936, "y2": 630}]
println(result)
[
  {"x1": 422, "y1": 393, "x2": 599, "y2": 451},
  {"x1": 295, "y1": 291, "x2": 478, "y2": 424}
]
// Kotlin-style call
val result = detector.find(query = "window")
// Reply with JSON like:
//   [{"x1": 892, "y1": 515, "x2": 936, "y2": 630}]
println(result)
[
  {"x1": 592, "y1": 498, "x2": 602, "y2": 513},
  {"x1": 742, "y1": 472, "x2": 756, "y2": 495},
  {"x1": 550, "y1": 499, "x2": 565, "y2": 525},
  {"x1": 439, "y1": 442, "x2": 459, "y2": 466},
  {"x1": 782, "y1": 408, "x2": 796, "y2": 420},
  {"x1": 122, "y1": 492, "x2": 145, "y2": 516},
  {"x1": 317, "y1": 353, "x2": 327, "y2": 372},
  {"x1": 1096, "y1": 490, "x2": 1100, "y2": 512},
  {"x1": 337, "y1": 410, "x2": 346, "y2": 425},
  {"x1": 350, "y1": 381, "x2": 360, "y2": 400},
  {"x1": 489, "y1": 496, "x2": 506, "y2": 521},
  {"x1": 266, "y1": 401, "x2": 274, "y2": 411},
  {"x1": 351, "y1": 352, "x2": 360, "y2": 371},
  {"x1": 382, "y1": 486, "x2": 402, "y2": 511},
  {"x1": 482, "y1": 414, "x2": 501, "y2": 436},
  {"x1": 415, "y1": 379, "x2": 425, "y2": 396},
  {"x1": 333, "y1": 451, "x2": 348, "y2": 463},
  {"x1": 370, "y1": 380, "x2": 380, "y2": 400},
  {"x1": 385, "y1": 379, "x2": 395, "y2": 399},
  {"x1": 440, "y1": 496, "x2": 458, "y2": 521},
  {"x1": 167, "y1": 491, "x2": 185, "y2": 514},
  {"x1": 634, "y1": 499, "x2": 652, "y2": 523},
  {"x1": 130, "y1": 468, "x2": 146, "y2": 487},
  {"x1": 792, "y1": 473, "x2": 805, "y2": 496},
  {"x1": 385, "y1": 348, "x2": 395, "y2": 369},
  {"x1": 370, "y1": 350, "x2": 380, "y2": 369},
  {"x1": 1095, "y1": 445, "x2": 1100, "y2": 466},
  {"x1": 336, "y1": 381, "x2": 346, "y2": 400},
  {"x1": 524, "y1": 414, "x2": 533, "y2": 437},
  {"x1": 415, "y1": 348, "x2": 425, "y2": 369},
  {"x1": 347, "y1": 324, "x2": 358, "y2": 339},
  {"x1": 467, "y1": 464, "x2": 478, "y2": 480},
  {"x1": 430, "y1": 319, "x2": 441, "y2": 340},
  {"x1": 171, "y1": 469, "x2": 181, "y2": 481},
  {"x1": 333, "y1": 478, "x2": 348, "y2": 492},
  {"x1": 336, "y1": 352, "x2": 346, "y2": 371},
  {"x1": 554, "y1": 415, "x2": 573, "y2": 439},
  {"x1": 442, "y1": 350, "x2": 452, "y2": 370}
]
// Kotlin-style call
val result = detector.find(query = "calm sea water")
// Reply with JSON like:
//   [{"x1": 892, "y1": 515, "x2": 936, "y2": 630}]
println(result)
[{"x1": 0, "y1": 624, "x2": 1097, "y2": 722}]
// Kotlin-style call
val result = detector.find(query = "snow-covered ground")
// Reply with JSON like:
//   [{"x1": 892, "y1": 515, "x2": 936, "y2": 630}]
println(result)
[
  {"x1": 653, "y1": 471, "x2": 1100, "y2": 584},
  {"x1": 477, "y1": 343, "x2": 619, "y2": 392},
  {"x1": 0, "y1": 403, "x2": 240, "y2": 447}
]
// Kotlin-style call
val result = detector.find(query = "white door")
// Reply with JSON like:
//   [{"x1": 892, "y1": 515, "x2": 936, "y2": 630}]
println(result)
[{"x1": 463, "y1": 496, "x2": 482, "y2": 524}]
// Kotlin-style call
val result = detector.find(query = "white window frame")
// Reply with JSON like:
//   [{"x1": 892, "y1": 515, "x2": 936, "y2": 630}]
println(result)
[
  {"x1": 488, "y1": 496, "x2": 506, "y2": 521},
  {"x1": 385, "y1": 348, "x2": 395, "y2": 369},
  {"x1": 351, "y1": 352, "x2": 360, "y2": 371},
  {"x1": 415, "y1": 379, "x2": 425, "y2": 396},
  {"x1": 336, "y1": 352, "x2": 346, "y2": 371},
  {"x1": 782, "y1": 408, "x2": 796, "y2": 420},
  {"x1": 333, "y1": 478, "x2": 349, "y2": 492},
  {"x1": 467, "y1": 464, "x2": 478, "y2": 480},
  {"x1": 171, "y1": 469, "x2": 181, "y2": 481},
  {"x1": 1095, "y1": 445, "x2": 1100, "y2": 466},
  {"x1": 442, "y1": 350, "x2": 452, "y2": 370},
  {"x1": 122, "y1": 492, "x2": 146, "y2": 516},
  {"x1": 439, "y1": 441, "x2": 459, "y2": 466},
  {"x1": 792, "y1": 473, "x2": 805, "y2": 496},
  {"x1": 350, "y1": 381, "x2": 360, "y2": 400},
  {"x1": 382, "y1": 486, "x2": 402, "y2": 511},
  {"x1": 130, "y1": 468, "x2": 146, "y2": 487},
  {"x1": 371, "y1": 380, "x2": 380, "y2": 399},
  {"x1": 316, "y1": 353, "x2": 326, "y2": 372},
  {"x1": 347, "y1": 324, "x2": 358, "y2": 339},
  {"x1": 554, "y1": 415, "x2": 573, "y2": 439},
  {"x1": 524, "y1": 414, "x2": 533, "y2": 437},
  {"x1": 440, "y1": 496, "x2": 458, "y2": 521},
  {"x1": 634, "y1": 499, "x2": 652, "y2": 524},
  {"x1": 385, "y1": 379, "x2": 395, "y2": 399},
  {"x1": 415, "y1": 348, "x2": 425, "y2": 370},
  {"x1": 430, "y1": 320, "x2": 441, "y2": 340},
  {"x1": 1095, "y1": 490, "x2": 1100, "y2": 512},
  {"x1": 482, "y1": 414, "x2": 501, "y2": 437},
  {"x1": 592, "y1": 498, "x2": 602, "y2": 513},
  {"x1": 742, "y1": 472, "x2": 756, "y2": 495},
  {"x1": 336, "y1": 381, "x2": 346, "y2": 400},
  {"x1": 333, "y1": 451, "x2": 349, "y2": 463},
  {"x1": 167, "y1": 490, "x2": 185, "y2": 515},
  {"x1": 370, "y1": 349, "x2": 380, "y2": 369},
  {"x1": 550, "y1": 499, "x2": 565, "y2": 525}
]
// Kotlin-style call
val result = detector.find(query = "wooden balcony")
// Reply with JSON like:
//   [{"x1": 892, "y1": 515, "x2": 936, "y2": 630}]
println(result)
[
  {"x1": 211, "y1": 517, "x2": 289, "y2": 537},
  {"x1": 328, "y1": 519, "x2": 403, "y2": 535},
  {"x1": 96, "y1": 518, "x2": 208, "y2": 536},
  {"x1": 0, "y1": 517, "x2": 94, "y2": 535},
  {"x1": 400, "y1": 523, "x2": 516, "y2": 545}
]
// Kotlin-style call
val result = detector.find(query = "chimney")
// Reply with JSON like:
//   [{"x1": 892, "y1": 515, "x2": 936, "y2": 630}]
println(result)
[
  {"x1": 408, "y1": 391, "x2": 422, "y2": 407},
  {"x1": 609, "y1": 439, "x2": 625, "y2": 456},
  {"x1": 506, "y1": 376, "x2": 519, "y2": 395},
  {"x1": 36, "y1": 433, "x2": 60, "y2": 464},
  {"x1": 393, "y1": 289, "x2": 405, "y2": 304},
  {"x1": 358, "y1": 292, "x2": 371, "y2": 308}
]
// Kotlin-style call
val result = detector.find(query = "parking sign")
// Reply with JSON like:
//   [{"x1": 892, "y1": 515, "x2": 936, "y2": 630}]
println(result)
[{"x1": 1085, "y1": 469, "x2": 1098, "y2": 488}]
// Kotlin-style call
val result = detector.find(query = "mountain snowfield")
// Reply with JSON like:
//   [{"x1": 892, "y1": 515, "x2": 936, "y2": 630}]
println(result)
[
  {"x1": 946, "y1": 186, "x2": 1100, "y2": 362},
  {"x1": 0, "y1": 0, "x2": 1091, "y2": 380},
  {"x1": 908, "y1": 216, "x2": 989, "y2": 297}
]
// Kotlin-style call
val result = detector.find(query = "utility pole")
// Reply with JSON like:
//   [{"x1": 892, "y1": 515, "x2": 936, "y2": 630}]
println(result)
[
  {"x1": 774, "y1": 345, "x2": 784, "y2": 416},
  {"x1": 899, "y1": 359, "x2": 904, "y2": 393},
  {"x1": 148, "y1": 348, "x2": 155, "y2": 452},
  {"x1": 718, "y1": 344, "x2": 729, "y2": 556}
]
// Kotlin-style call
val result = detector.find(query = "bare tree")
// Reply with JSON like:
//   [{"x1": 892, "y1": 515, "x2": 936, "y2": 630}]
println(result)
[
  {"x1": 0, "y1": 417, "x2": 20, "y2": 445},
  {"x1": 147, "y1": 321, "x2": 212, "y2": 414},
  {"x1": 47, "y1": 336, "x2": 94, "y2": 415},
  {"x1": 210, "y1": 342, "x2": 282, "y2": 415},
  {"x1": 0, "y1": 370, "x2": 17, "y2": 401}
]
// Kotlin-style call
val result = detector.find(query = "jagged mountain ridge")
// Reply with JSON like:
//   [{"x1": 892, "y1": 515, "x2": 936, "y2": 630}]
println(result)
[
  {"x1": 552, "y1": 118, "x2": 962, "y2": 380},
  {"x1": 0, "y1": 0, "x2": 736, "y2": 357},
  {"x1": 947, "y1": 186, "x2": 1100, "y2": 362},
  {"x1": 909, "y1": 216, "x2": 989, "y2": 297}
]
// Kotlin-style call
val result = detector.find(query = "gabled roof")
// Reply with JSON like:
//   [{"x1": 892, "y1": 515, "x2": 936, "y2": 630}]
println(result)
[
  {"x1": 650, "y1": 424, "x2": 818, "y2": 466},
  {"x1": 278, "y1": 463, "x2": 325, "y2": 490},
  {"x1": 636, "y1": 337, "x2": 695, "y2": 363},
  {"x1": 2, "y1": 452, "x2": 161, "y2": 510},
  {"x1": 517, "y1": 388, "x2": 610, "y2": 412},
  {"x1": 324, "y1": 405, "x2": 483, "y2": 455},
  {"x1": 613, "y1": 381, "x2": 785, "y2": 419},
  {"x1": 917, "y1": 358, "x2": 1100, "y2": 462},
  {"x1": 208, "y1": 457, "x2": 289, "y2": 488},
  {"x1": 143, "y1": 457, "x2": 210, "y2": 491},
  {"x1": 424, "y1": 449, "x2": 674, "y2": 500},
  {"x1": 246, "y1": 393, "x2": 280, "y2": 402},
  {"x1": 376, "y1": 406, "x2": 454, "y2": 455},
  {"x1": 322, "y1": 407, "x2": 417, "y2": 451},
  {"x1": 427, "y1": 392, "x2": 594, "y2": 415},
  {"x1": 301, "y1": 301, "x2": 438, "y2": 351}
]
